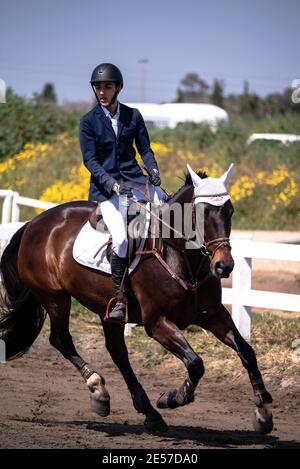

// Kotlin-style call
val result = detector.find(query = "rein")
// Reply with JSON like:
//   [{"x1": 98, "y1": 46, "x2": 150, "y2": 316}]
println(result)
[{"x1": 132, "y1": 185, "x2": 232, "y2": 312}]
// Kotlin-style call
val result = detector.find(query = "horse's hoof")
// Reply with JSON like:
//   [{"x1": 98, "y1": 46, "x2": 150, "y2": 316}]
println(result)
[
  {"x1": 252, "y1": 406, "x2": 273, "y2": 434},
  {"x1": 144, "y1": 414, "x2": 169, "y2": 433},
  {"x1": 156, "y1": 389, "x2": 178, "y2": 409},
  {"x1": 90, "y1": 396, "x2": 110, "y2": 417}
]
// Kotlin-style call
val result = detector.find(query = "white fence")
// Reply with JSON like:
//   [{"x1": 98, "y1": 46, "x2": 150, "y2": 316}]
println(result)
[
  {"x1": 223, "y1": 237, "x2": 300, "y2": 339},
  {"x1": 247, "y1": 133, "x2": 300, "y2": 145},
  {"x1": 0, "y1": 189, "x2": 56, "y2": 224},
  {"x1": 0, "y1": 190, "x2": 299, "y2": 340}
]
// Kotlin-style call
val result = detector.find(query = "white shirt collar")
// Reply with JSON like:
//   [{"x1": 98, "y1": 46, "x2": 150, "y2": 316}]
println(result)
[{"x1": 101, "y1": 102, "x2": 120, "y2": 119}]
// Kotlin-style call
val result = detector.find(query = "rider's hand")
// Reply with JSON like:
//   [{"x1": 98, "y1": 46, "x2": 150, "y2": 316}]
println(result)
[
  {"x1": 118, "y1": 181, "x2": 133, "y2": 197},
  {"x1": 149, "y1": 168, "x2": 161, "y2": 186}
]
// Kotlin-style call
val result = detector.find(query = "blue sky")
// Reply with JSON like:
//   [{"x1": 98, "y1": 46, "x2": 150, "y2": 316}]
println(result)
[{"x1": 0, "y1": 0, "x2": 299, "y2": 104}]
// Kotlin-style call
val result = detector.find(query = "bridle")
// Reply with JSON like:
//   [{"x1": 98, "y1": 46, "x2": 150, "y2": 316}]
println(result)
[
  {"x1": 136, "y1": 195, "x2": 232, "y2": 314},
  {"x1": 133, "y1": 186, "x2": 232, "y2": 258}
]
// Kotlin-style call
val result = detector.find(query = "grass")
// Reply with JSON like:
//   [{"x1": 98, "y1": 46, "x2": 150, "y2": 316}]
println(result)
[
  {"x1": 23, "y1": 297, "x2": 300, "y2": 377},
  {"x1": 126, "y1": 311, "x2": 300, "y2": 377}
]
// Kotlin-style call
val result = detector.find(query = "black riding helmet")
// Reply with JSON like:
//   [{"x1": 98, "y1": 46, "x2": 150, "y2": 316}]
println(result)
[
  {"x1": 90, "y1": 63, "x2": 123, "y2": 108},
  {"x1": 90, "y1": 63, "x2": 123, "y2": 88}
]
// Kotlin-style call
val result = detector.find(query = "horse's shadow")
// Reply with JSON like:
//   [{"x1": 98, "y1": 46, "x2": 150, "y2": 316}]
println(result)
[
  {"x1": 85, "y1": 421, "x2": 299, "y2": 449},
  {"x1": 12, "y1": 417, "x2": 300, "y2": 449}
]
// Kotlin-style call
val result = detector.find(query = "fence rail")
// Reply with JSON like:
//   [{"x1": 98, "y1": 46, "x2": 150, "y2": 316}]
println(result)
[
  {"x1": 222, "y1": 237, "x2": 300, "y2": 339},
  {"x1": 0, "y1": 190, "x2": 299, "y2": 339},
  {"x1": 0, "y1": 189, "x2": 57, "y2": 224}
]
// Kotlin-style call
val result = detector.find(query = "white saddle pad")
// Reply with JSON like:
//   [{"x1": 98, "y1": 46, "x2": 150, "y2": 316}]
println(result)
[{"x1": 73, "y1": 204, "x2": 151, "y2": 275}]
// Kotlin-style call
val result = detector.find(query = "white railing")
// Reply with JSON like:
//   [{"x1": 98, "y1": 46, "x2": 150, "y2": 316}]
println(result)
[
  {"x1": 0, "y1": 189, "x2": 57, "y2": 223},
  {"x1": 247, "y1": 133, "x2": 300, "y2": 145},
  {"x1": 0, "y1": 190, "x2": 15, "y2": 224},
  {"x1": 0, "y1": 190, "x2": 299, "y2": 339},
  {"x1": 222, "y1": 237, "x2": 300, "y2": 340}
]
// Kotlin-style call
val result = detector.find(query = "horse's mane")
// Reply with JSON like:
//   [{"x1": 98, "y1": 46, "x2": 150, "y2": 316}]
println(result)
[
  {"x1": 169, "y1": 170, "x2": 209, "y2": 201},
  {"x1": 184, "y1": 170, "x2": 208, "y2": 186}
]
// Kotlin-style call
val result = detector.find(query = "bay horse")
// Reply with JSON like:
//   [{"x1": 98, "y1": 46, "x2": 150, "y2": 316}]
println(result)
[{"x1": 0, "y1": 164, "x2": 273, "y2": 434}]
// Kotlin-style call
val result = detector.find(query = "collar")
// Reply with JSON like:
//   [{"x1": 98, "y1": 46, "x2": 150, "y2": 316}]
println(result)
[{"x1": 101, "y1": 102, "x2": 120, "y2": 119}]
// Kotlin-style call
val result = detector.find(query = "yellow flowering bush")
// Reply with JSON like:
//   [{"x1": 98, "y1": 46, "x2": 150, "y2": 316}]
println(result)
[
  {"x1": 0, "y1": 142, "x2": 50, "y2": 175},
  {"x1": 230, "y1": 166, "x2": 298, "y2": 209},
  {"x1": 0, "y1": 134, "x2": 299, "y2": 229},
  {"x1": 40, "y1": 164, "x2": 90, "y2": 204},
  {"x1": 0, "y1": 134, "x2": 81, "y2": 219}
]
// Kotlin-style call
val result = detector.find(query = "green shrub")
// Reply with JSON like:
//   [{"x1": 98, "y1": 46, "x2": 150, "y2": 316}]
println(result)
[{"x1": 0, "y1": 90, "x2": 81, "y2": 160}]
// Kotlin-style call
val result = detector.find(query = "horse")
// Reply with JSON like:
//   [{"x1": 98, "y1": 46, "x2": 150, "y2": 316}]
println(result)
[{"x1": 0, "y1": 164, "x2": 273, "y2": 435}]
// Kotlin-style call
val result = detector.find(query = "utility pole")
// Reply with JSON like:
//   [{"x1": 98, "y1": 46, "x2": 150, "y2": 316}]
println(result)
[{"x1": 138, "y1": 59, "x2": 149, "y2": 102}]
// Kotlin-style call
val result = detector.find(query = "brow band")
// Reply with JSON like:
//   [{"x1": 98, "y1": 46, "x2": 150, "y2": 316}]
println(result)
[{"x1": 194, "y1": 192, "x2": 229, "y2": 197}]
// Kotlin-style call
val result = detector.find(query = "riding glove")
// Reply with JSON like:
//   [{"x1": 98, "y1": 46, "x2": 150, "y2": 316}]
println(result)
[
  {"x1": 149, "y1": 168, "x2": 161, "y2": 186},
  {"x1": 112, "y1": 181, "x2": 133, "y2": 197}
]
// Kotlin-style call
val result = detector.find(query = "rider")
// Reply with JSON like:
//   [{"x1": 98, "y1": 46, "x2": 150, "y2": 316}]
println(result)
[{"x1": 80, "y1": 63, "x2": 166, "y2": 322}]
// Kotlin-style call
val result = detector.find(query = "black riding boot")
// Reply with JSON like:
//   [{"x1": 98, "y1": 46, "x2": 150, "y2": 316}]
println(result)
[{"x1": 108, "y1": 252, "x2": 128, "y2": 321}]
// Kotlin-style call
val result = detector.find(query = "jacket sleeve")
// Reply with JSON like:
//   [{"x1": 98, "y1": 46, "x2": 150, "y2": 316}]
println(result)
[
  {"x1": 135, "y1": 111, "x2": 159, "y2": 173},
  {"x1": 79, "y1": 118, "x2": 116, "y2": 194}
]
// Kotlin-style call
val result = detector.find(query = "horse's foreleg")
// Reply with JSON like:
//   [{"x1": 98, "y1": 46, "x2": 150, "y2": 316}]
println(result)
[
  {"x1": 145, "y1": 316, "x2": 204, "y2": 410},
  {"x1": 41, "y1": 292, "x2": 110, "y2": 417},
  {"x1": 203, "y1": 305, "x2": 273, "y2": 434},
  {"x1": 101, "y1": 321, "x2": 168, "y2": 433}
]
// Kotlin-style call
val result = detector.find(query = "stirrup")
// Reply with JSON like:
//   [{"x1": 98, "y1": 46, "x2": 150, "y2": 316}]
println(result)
[{"x1": 104, "y1": 296, "x2": 127, "y2": 324}]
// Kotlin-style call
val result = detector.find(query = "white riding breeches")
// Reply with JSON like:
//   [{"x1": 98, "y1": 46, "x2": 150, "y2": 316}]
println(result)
[{"x1": 100, "y1": 185, "x2": 167, "y2": 258}]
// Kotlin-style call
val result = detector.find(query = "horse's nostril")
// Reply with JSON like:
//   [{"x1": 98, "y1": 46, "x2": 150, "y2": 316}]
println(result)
[
  {"x1": 215, "y1": 262, "x2": 224, "y2": 276},
  {"x1": 215, "y1": 260, "x2": 234, "y2": 277}
]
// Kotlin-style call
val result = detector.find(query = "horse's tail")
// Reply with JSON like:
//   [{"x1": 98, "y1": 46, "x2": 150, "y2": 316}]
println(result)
[{"x1": 0, "y1": 223, "x2": 47, "y2": 360}]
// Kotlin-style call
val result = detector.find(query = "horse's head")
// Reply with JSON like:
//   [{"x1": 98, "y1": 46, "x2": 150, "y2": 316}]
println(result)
[{"x1": 187, "y1": 163, "x2": 235, "y2": 279}]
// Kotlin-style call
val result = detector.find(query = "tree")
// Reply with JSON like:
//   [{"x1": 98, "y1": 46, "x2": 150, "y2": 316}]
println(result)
[
  {"x1": 239, "y1": 80, "x2": 262, "y2": 117},
  {"x1": 210, "y1": 79, "x2": 225, "y2": 107},
  {"x1": 35, "y1": 82, "x2": 58, "y2": 106},
  {"x1": 175, "y1": 73, "x2": 210, "y2": 103}
]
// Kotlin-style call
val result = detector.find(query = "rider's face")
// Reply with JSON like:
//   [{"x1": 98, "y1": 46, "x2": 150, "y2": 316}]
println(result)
[{"x1": 94, "y1": 82, "x2": 118, "y2": 108}]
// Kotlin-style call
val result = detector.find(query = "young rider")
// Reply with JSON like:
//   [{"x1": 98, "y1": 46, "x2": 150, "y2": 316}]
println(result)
[{"x1": 80, "y1": 63, "x2": 166, "y2": 322}]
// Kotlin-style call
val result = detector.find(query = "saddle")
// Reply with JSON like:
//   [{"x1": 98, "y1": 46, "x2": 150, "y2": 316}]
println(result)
[{"x1": 88, "y1": 203, "x2": 149, "y2": 264}]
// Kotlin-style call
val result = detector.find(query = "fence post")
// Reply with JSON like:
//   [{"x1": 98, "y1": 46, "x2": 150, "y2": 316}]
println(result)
[
  {"x1": 11, "y1": 192, "x2": 20, "y2": 222},
  {"x1": 231, "y1": 236, "x2": 252, "y2": 341},
  {"x1": 124, "y1": 323, "x2": 137, "y2": 337},
  {"x1": 1, "y1": 191, "x2": 13, "y2": 224}
]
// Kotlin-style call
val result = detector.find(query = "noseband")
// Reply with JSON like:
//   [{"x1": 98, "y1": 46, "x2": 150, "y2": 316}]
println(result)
[
  {"x1": 191, "y1": 200, "x2": 231, "y2": 258},
  {"x1": 204, "y1": 237, "x2": 231, "y2": 259}
]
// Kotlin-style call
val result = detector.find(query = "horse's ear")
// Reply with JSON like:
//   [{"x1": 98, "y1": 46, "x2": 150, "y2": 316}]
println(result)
[
  {"x1": 220, "y1": 163, "x2": 234, "y2": 186},
  {"x1": 186, "y1": 164, "x2": 206, "y2": 189}
]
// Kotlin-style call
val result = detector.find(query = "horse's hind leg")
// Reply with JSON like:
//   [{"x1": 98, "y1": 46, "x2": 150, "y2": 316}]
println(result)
[
  {"x1": 101, "y1": 321, "x2": 168, "y2": 433},
  {"x1": 202, "y1": 304, "x2": 273, "y2": 434},
  {"x1": 144, "y1": 316, "x2": 205, "y2": 410},
  {"x1": 35, "y1": 291, "x2": 110, "y2": 417}
]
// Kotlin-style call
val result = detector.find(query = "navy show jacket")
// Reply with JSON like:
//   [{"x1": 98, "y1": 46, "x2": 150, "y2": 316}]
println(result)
[{"x1": 79, "y1": 103, "x2": 159, "y2": 202}]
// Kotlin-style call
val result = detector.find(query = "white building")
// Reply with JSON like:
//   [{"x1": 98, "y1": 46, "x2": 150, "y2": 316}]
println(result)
[
  {"x1": 247, "y1": 133, "x2": 300, "y2": 145},
  {"x1": 125, "y1": 102, "x2": 229, "y2": 131}
]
